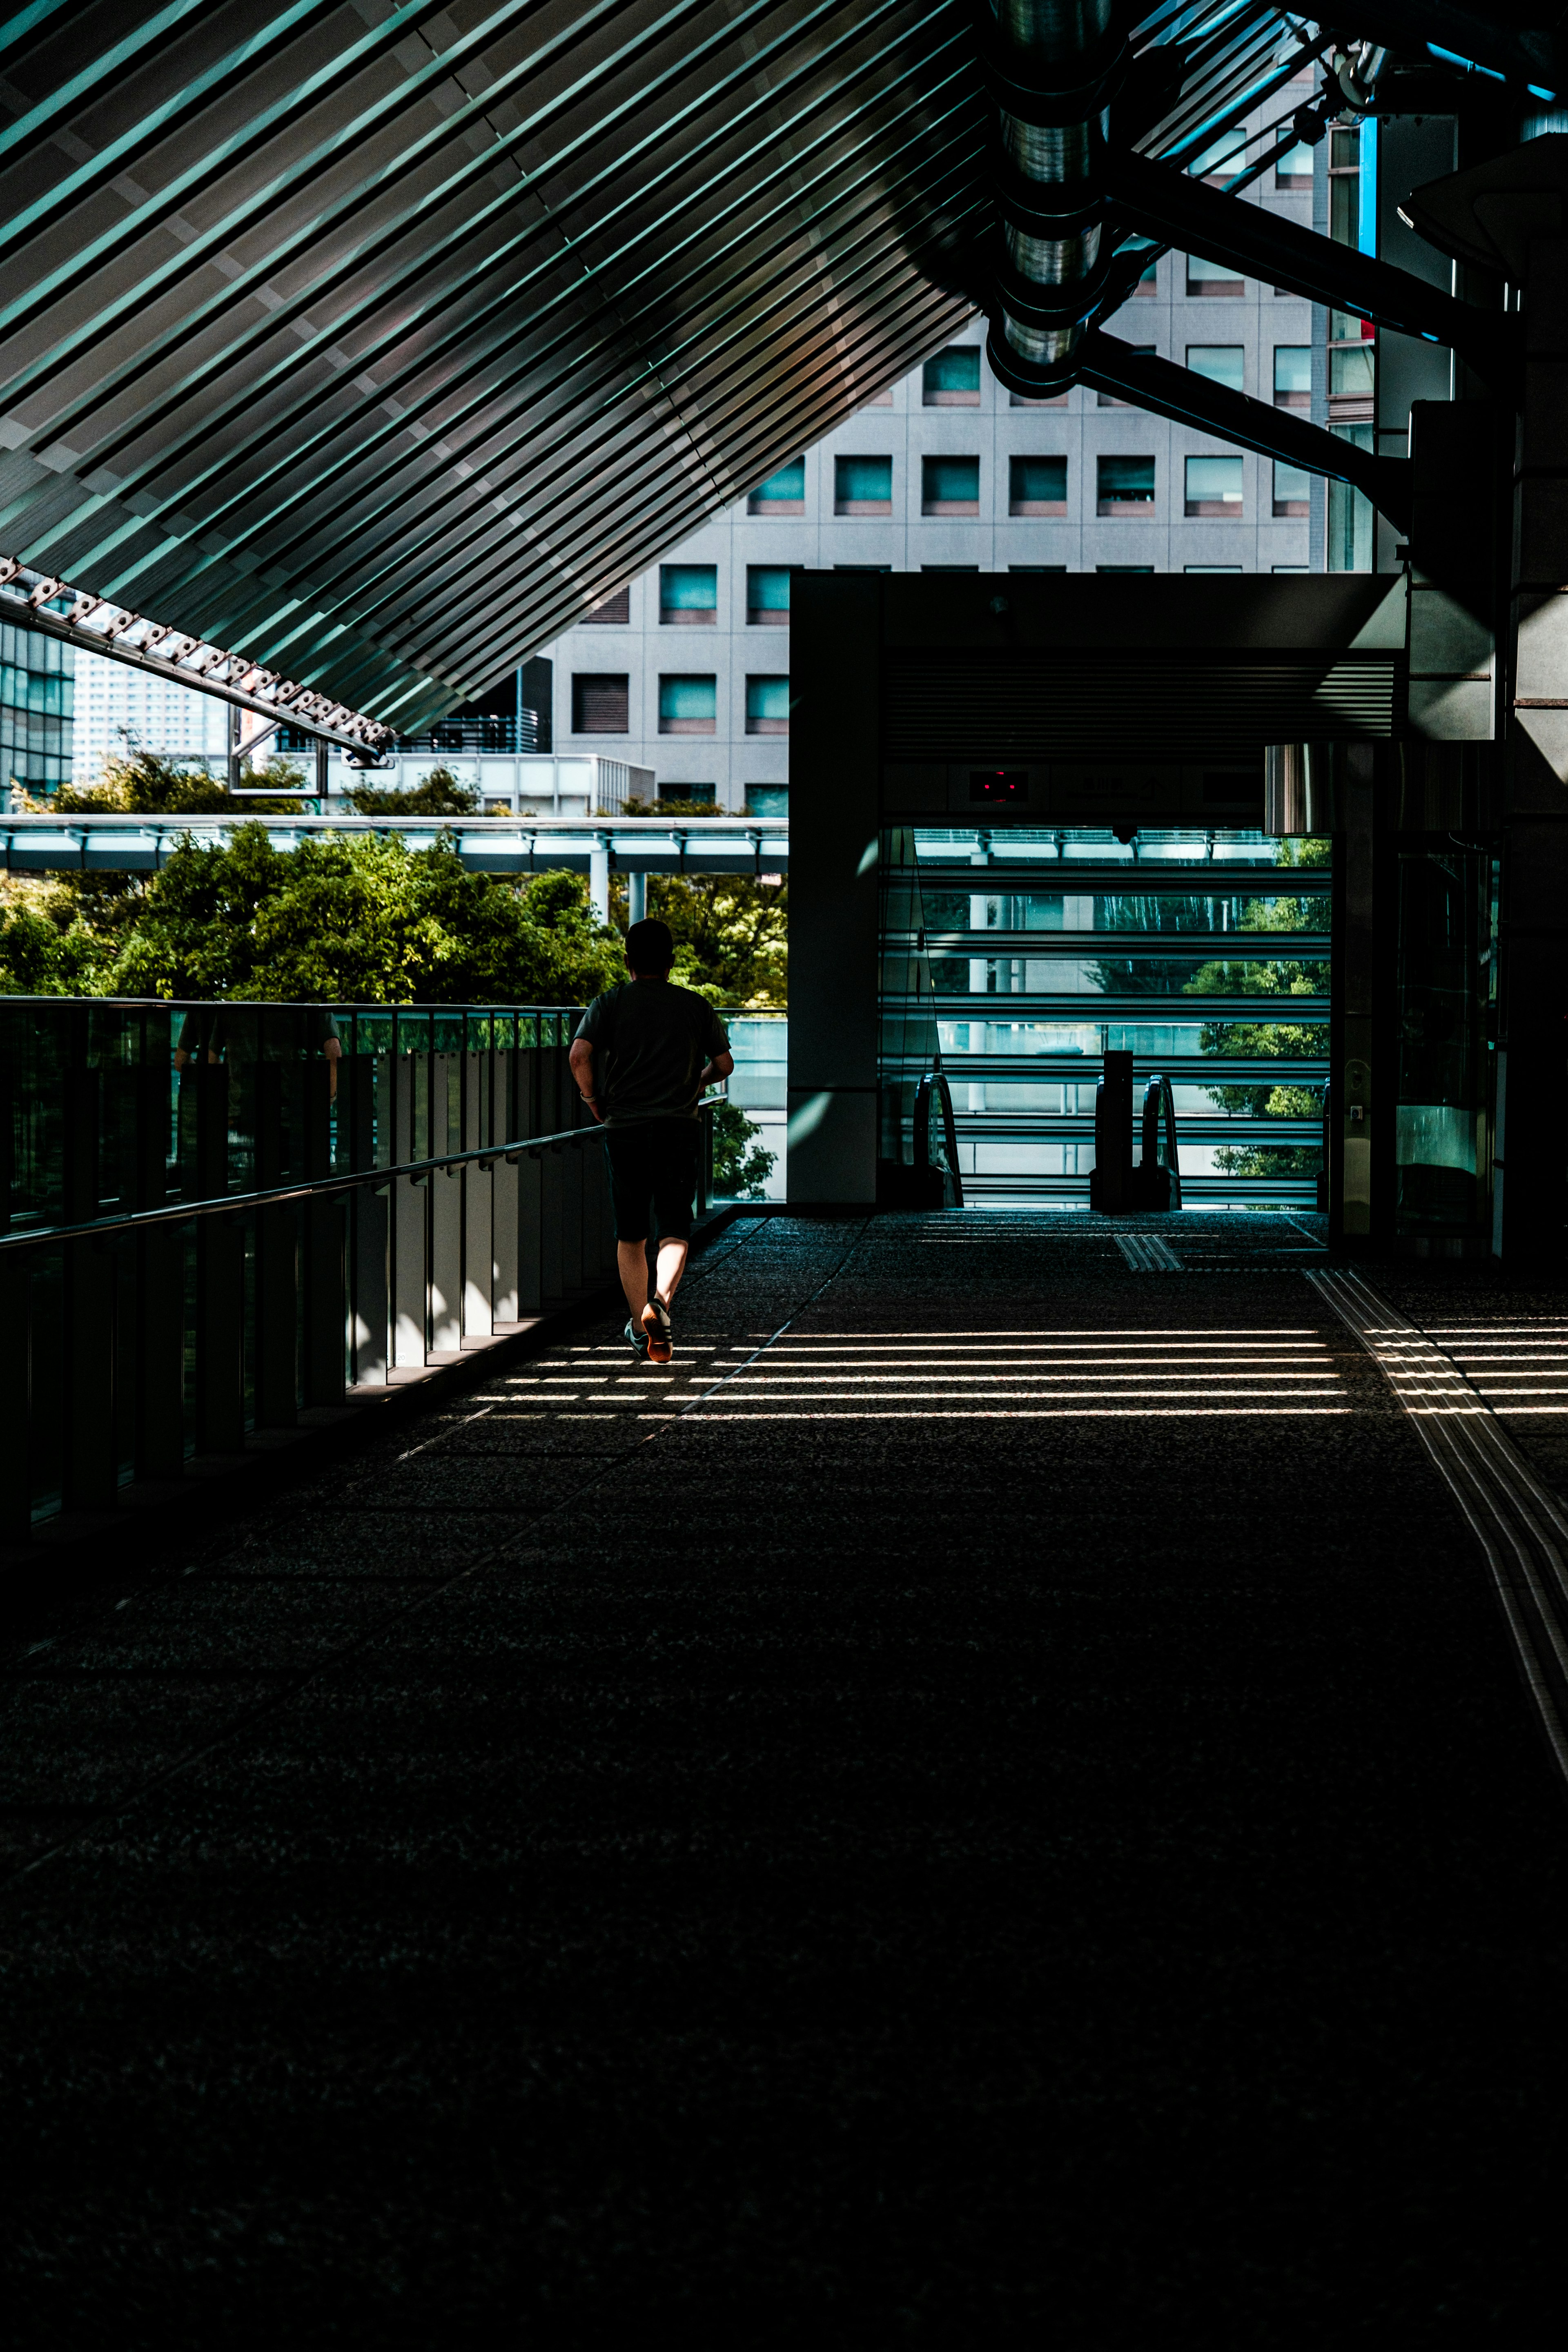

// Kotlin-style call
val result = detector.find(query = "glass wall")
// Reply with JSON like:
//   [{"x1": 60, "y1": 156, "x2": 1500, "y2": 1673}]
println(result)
[
  {"x1": 879, "y1": 827, "x2": 1330, "y2": 1203},
  {"x1": 1393, "y1": 844, "x2": 1497, "y2": 1241},
  {"x1": 1, "y1": 622, "x2": 73, "y2": 797}
]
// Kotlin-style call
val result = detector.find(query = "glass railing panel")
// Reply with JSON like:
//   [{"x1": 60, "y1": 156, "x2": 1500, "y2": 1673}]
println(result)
[{"x1": 922, "y1": 955, "x2": 1329, "y2": 997}]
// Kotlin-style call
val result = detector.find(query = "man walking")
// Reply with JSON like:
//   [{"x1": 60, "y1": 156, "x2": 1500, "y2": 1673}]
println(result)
[{"x1": 570, "y1": 918, "x2": 733, "y2": 1363}]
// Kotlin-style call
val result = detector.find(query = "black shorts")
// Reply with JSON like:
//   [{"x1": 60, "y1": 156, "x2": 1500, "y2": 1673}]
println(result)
[{"x1": 603, "y1": 1118, "x2": 699, "y2": 1244}]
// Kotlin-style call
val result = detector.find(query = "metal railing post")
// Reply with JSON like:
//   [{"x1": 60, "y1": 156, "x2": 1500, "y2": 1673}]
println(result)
[
  {"x1": 192, "y1": 1062, "x2": 246, "y2": 1454},
  {"x1": 348, "y1": 1052, "x2": 388, "y2": 1388},
  {"x1": 62, "y1": 1063, "x2": 117, "y2": 1512},
  {"x1": 252, "y1": 1062, "x2": 299, "y2": 1428},
  {"x1": 134, "y1": 1059, "x2": 185, "y2": 1481},
  {"x1": 302, "y1": 1057, "x2": 345, "y2": 1405}
]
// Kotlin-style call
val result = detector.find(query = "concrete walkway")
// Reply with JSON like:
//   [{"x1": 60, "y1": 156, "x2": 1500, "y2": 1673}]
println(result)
[{"x1": 3, "y1": 1214, "x2": 1566, "y2": 2340}]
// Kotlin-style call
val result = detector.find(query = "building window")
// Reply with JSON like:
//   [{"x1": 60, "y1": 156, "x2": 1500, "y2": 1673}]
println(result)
[
  {"x1": 1010, "y1": 389, "x2": 1069, "y2": 408},
  {"x1": 1273, "y1": 564, "x2": 1310, "y2": 573},
  {"x1": 922, "y1": 346, "x2": 981, "y2": 405},
  {"x1": 1185, "y1": 454, "x2": 1243, "y2": 516},
  {"x1": 748, "y1": 457, "x2": 805, "y2": 515},
  {"x1": 1009, "y1": 564, "x2": 1068, "y2": 572},
  {"x1": 660, "y1": 564, "x2": 717, "y2": 624},
  {"x1": 658, "y1": 675, "x2": 716, "y2": 735},
  {"x1": 1273, "y1": 461, "x2": 1312, "y2": 517},
  {"x1": 833, "y1": 563, "x2": 892, "y2": 572},
  {"x1": 1096, "y1": 455, "x2": 1155, "y2": 514},
  {"x1": 835, "y1": 454, "x2": 892, "y2": 514},
  {"x1": 747, "y1": 566, "x2": 792, "y2": 625},
  {"x1": 1096, "y1": 565, "x2": 1154, "y2": 573},
  {"x1": 745, "y1": 675, "x2": 790, "y2": 735},
  {"x1": 1276, "y1": 141, "x2": 1314, "y2": 190},
  {"x1": 1187, "y1": 344, "x2": 1244, "y2": 393},
  {"x1": 1274, "y1": 345, "x2": 1311, "y2": 408},
  {"x1": 921, "y1": 455, "x2": 979, "y2": 514},
  {"x1": 746, "y1": 783, "x2": 788, "y2": 817},
  {"x1": 583, "y1": 585, "x2": 629, "y2": 624},
  {"x1": 1328, "y1": 309, "x2": 1375, "y2": 421},
  {"x1": 1186, "y1": 253, "x2": 1244, "y2": 297},
  {"x1": 921, "y1": 564, "x2": 979, "y2": 571},
  {"x1": 1185, "y1": 564, "x2": 1241, "y2": 572},
  {"x1": 1009, "y1": 454, "x2": 1067, "y2": 515},
  {"x1": 1188, "y1": 136, "x2": 1241, "y2": 185},
  {"x1": 659, "y1": 782, "x2": 715, "y2": 807},
  {"x1": 1098, "y1": 349, "x2": 1154, "y2": 407},
  {"x1": 572, "y1": 673, "x2": 628, "y2": 733}
]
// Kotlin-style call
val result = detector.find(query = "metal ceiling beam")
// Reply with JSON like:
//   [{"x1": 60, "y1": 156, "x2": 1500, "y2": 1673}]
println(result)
[
  {"x1": 1076, "y1": 332, "x2": 1413, "y2": 529},
  {"x1": 0, "y1": 561, "x2": 390, "y2": 753},
  {"x1": 1105, "y1": 145, "x2": 1516, "y2": 391}
]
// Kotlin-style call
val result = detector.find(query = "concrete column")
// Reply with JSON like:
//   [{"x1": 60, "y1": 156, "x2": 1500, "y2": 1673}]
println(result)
[
  {"x1": 787, "y1": 572, "x2": 882, "y2": 1204},
  {"x1": 589, "y1": 835, "x2": 610, "y2": 924}
]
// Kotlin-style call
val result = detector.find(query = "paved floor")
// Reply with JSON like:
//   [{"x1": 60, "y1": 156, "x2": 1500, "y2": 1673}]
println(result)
[{"x1": 3, "y1": 1212, "x2": 1568, "y2": 2342}]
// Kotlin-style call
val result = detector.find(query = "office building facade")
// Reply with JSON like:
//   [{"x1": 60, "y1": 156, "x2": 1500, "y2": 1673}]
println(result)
[
  {"x1": 536, "y1": 112, "x2": 1318, "y2": 812},
  {"x1": 72, "y1": 648, "x2": 229, "y2": 784},
  {"x1": 1, "y1": 623, "x2": 74, "y2": 798}
]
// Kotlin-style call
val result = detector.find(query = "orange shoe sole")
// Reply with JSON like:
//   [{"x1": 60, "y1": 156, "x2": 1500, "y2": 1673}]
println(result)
[{"x1": 641, "y1": 1302, "x2": 672, "y2": 1363}]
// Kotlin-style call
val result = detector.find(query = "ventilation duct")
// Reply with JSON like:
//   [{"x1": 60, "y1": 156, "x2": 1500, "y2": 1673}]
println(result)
[
  {"x1": 980, "y1": 0, "x2": 1127, "y2": 392},
  {"x1": 1264, "y1": 742, "x2": 1340, "y2": 835}
]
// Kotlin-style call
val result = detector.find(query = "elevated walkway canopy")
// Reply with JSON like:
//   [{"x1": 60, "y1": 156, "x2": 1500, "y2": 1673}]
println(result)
[{"x1": 3, "y1": 0, "x2": 1550, "y2": 731}]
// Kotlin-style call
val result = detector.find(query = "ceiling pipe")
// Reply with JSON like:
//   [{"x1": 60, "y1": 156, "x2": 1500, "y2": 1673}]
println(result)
[{"x1": 978, "y1": 0, "x2": 1127, "y2": 392}]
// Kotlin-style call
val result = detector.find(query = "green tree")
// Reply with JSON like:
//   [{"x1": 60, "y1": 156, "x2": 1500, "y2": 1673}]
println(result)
[
  {"x1": 49, "y1": 743, "x2": 306, "y2": 817},
  {"x1": 101, "y1": 826, "x2": 624, "y2": 1004},
  {"x1": 711, "y1": 1099, "x2": 775, "y2": 1198},
  {"x1": 1183, "y1": 838, "x2": 1330, "y2": 1176},
  {"x1": 641, "y1": 875, "x2": 788, "y2": 1007},
  {"x1": 341, "y1": 763, "x2": 479, "y2": 816}
]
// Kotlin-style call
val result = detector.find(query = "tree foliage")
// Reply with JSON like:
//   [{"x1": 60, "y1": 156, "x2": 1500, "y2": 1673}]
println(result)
[
  {"x1": 1183, "y1": 838, "x2": 1330, "y2": 1176},
  {"x1": 643, "y1": 875, "x2": 788, "y2": 1008},
  {"x1": 0, "y1": 826, "x2": 626, "y2": 1004},
  {"x1": 341, "y1": 764, "x2": 479, "y2": 816},
  {"x1": 711, "y1": 1099, "x2": 776, "y2": 1198}
]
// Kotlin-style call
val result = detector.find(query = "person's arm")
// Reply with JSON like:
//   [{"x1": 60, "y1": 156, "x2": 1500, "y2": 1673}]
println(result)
[
  {"x1": 568, "y1": 1035, "x2": 602, "y2": 1120},
  {"x1": 701, "y1": 1013, "x2": 733, "y2": 1091}
]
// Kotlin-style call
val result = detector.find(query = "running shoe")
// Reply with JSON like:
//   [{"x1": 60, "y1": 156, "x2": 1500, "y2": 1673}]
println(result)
[
  {"x1": 640, "y1": 1293, "x2": 673, "y2": 1363},
  {"x1": 624, "y1": 1316, "x2": 649, "y2": 1359}
]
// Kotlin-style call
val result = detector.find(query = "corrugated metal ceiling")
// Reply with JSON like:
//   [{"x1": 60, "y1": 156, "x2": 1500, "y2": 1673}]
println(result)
[{"x1": 0, "y1": 0, "x2": 1316, "y2": 726}]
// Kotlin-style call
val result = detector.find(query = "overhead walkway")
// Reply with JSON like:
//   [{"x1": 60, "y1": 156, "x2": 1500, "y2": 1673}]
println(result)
[
  {"x1": 0, "y1": 813, "x2": 788, "y2": 880},
  {"x1": 4, "y1": 1212, "x2": 1568, "y2": 2334}
]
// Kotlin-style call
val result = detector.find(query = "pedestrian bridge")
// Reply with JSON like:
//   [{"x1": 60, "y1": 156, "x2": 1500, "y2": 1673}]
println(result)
[
  {"x1": 5, "y1": 1205, "x2": 1568, "y2": 2336},
  {"x1": 0, "y1": 813, "x2": 788, "y2": 880}
]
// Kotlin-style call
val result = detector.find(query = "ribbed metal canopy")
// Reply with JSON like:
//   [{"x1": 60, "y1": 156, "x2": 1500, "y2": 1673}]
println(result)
[{"x1": 0, "y1": 0, "x2": 1517, "y2": 726}]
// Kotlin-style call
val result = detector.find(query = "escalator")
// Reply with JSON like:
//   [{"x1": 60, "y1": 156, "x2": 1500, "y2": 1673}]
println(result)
[{"x1": 880, "y1": 825, "x2": 1327, "y2": 1207}]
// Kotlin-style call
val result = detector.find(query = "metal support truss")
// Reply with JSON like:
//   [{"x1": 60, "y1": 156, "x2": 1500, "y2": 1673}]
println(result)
[
  {"x1": 0, "y1": 557, "x2": 392, "y2": 753},
  {"x1": 1105, "y1": 147, "x2": 1515, "y2": 393},
  {"x1": 1076, "y1": 330, "x2": 1413, "y2": 530}
]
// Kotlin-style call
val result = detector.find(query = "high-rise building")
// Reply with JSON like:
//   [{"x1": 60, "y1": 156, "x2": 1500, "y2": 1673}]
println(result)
[
  {"x1": 71, "y1": 649, "x2": 229, "y2": 784},
  {"x1": 534, "y1": 102, "x2": 1318, "y2": 813},
  {"x1": 0, "y1": 623, "x2": 73, "y2": 797}
]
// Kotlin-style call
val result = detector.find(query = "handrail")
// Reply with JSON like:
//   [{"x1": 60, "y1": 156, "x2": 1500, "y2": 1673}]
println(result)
[
  {"x1": 0, "y1": 1120, "x2": 597, "y2": 1254},
  {"x1": 914, "y1": 1069, "x2": 965, "y2": 1210},
  {"x1": 1140, "y1": 1073, "x2": 1183, "y2": 1212},
  {"x1": 0, "y1": 1086, "x2": 732, "y2": 1255}
]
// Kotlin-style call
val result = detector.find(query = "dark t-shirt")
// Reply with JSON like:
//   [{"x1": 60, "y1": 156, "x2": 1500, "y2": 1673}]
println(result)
[{"x1": 574, "y1": 981, "x2": 728, "y2": 1127}]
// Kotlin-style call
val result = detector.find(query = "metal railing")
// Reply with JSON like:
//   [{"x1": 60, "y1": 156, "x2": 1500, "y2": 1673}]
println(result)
[{"x1": 0, "y1": 999, "x2": 715, "y2": 1537}]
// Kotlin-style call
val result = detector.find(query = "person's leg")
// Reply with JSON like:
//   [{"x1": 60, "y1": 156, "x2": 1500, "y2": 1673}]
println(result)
[
  {"x1": 618, "y1": 1239, "x2": 651, "y2": 1317},
  {"x1": 642, "y1": 1124, "x2": 700, "y2": 1356},
  {"x1": 604, "y1": 1130, "x2": 654, "y2": 1324},
  {"x1": 654, "y1": 1236, "x2": 689, "y2": 1304}
]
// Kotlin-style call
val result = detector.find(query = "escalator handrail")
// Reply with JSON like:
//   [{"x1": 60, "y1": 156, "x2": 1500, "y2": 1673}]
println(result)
[{"x1": 915, "y1": 1069, "x2": 966, "y2": 1209}]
